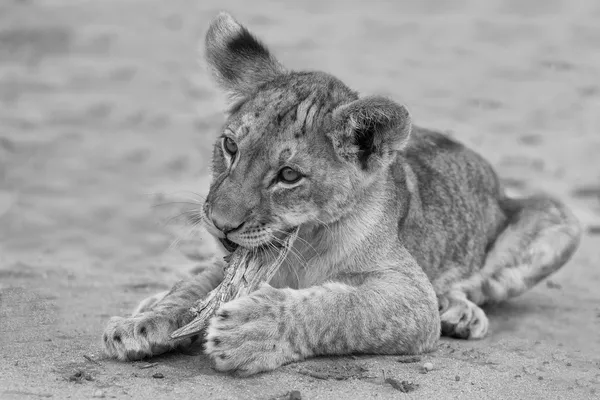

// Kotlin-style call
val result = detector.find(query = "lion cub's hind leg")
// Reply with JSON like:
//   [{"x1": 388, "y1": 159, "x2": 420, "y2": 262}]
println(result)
[
  {"x1": 458, "y1": 195, "x2": 581, "y2": 306},
  {"x1": 438, "y1": 195, "x2": 580, "y2": 340},
  {"x1": 439, "y1": 195, "x2": 581, "y2": 340}
]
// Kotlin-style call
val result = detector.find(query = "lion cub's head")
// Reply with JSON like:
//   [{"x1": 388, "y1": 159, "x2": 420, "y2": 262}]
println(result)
[{"x1": 201, "y1": 13, "x2": 412, "y2": 251}]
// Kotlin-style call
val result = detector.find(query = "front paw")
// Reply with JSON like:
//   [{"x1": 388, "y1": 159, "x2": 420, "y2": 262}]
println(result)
[
  {"x1": 103, "y1": 310, "x2": 192, "y2": 361},
  {"x1": 205, "y1": 285, "x2": 303, "y2": 376}
]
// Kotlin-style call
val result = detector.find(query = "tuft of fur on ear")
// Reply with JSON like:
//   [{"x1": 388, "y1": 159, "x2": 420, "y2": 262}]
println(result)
[
  {"x1": 331, "y1": 96, "x2": 412, "y2": 171},
  {"x1": 204, "y1": 12, "x2": 285, "y2": 100}
]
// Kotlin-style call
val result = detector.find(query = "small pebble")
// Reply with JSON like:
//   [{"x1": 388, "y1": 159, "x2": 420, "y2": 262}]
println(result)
[
  {"x1": 422, "y1": 362, "x2": 433, "y2": 372},
  {"x1": 566, "y1": 362, "x2": 572, "y2": 367},
  {"x1": 455, "y1": 375, "x2": 460, "y2": 382},
  {"x1": 93, "y1": 390, "x2": 105, "y2": 398},
  {"x1": 152, "y1": 372, "x2": 164, "y2": 379}
]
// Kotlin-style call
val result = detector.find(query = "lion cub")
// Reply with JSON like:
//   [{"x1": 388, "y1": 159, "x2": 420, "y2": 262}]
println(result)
[{"x1": 102, "y1": 13, "x2": 581, "y2": 375}]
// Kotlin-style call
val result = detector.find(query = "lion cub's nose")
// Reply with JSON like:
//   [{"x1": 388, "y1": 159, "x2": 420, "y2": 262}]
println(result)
[{"x1": 211, "y1": 215, "x2": 245, "y2": 235}]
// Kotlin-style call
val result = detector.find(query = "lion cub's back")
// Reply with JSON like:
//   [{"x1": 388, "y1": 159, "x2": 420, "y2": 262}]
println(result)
[{"x1": 397, "y1": 127, "x2": 508, "y2": 279}]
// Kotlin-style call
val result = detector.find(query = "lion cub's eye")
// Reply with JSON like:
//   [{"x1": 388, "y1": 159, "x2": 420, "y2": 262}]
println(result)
[
  {"x1": 223, "y1": 137, "x2": 238, "y2": 156},
  {"x1": 278, "y1": 167, "x2": 302, "y2": 184}
]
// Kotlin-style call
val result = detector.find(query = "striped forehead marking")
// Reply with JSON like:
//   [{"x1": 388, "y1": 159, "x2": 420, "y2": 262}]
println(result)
[{"x1": 278, "y1": 147, "x2": 294, "y2": 164}]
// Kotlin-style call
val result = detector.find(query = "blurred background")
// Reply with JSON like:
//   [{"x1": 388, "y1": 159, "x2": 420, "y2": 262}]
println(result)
[{"x1": 0, "y1": 0, "x2": 599, "y2": 398}]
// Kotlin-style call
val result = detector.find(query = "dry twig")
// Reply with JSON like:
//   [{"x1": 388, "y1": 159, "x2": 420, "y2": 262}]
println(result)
[
  {"x1": 170, "y1": 229, "x2": 298, "y2": 340},
  {"x1": 82, "y1": 354, "x2": 101, "y2": 365}
]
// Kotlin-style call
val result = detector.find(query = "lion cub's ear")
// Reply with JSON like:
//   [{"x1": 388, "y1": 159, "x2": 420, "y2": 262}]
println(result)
[
  {"x1": 204, "y1": 12, "x2": 285, "y2": 100},
  {"x1": 331, "y1": 96, "x2": 412, "y2": 171}
]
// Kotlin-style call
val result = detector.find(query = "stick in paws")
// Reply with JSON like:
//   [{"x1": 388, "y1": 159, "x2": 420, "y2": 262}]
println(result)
[{"x1": 170, "y1": 228, "x2": 299, "y2": 340}]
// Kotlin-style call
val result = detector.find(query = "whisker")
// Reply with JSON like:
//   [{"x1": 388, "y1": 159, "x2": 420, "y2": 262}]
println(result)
[
  {"x1": 146, "y1": 191, "x2": 207, "y2": 208},
  {"x1": 263, "y1": 242, "x2": 277, "y2": 265},
  {"x1": 160, "y1": 209, "x2": 203, "y2": 227},
  {"x1": 271, "y1": 227, "x2": 321, "y2": 260},
  {"x1": 313, "y1": 217, "x2": 333, "y2": 235},
  {"x1": 152, "y1": 201, "x2": 204, "y2": 208},
  {"x1": 169, "y1": 236, "x2": 183, "y2": 250},
  {"x1": 288, "y1": 247, "x2": 308, "y2": 271},
  {"x1": 264, "y1": 240, "x2": 291, "y2": 286},
  {"x1": 168, "y1": 223, "x2": 207, "y2": 252},
  {"x1": 271, "y1": 239, "x2": 303, "y2": 286},
  {"x1": 186, "y1": 211, "x2": 206, "y2": 226},
  {"x1": 165, "y1": 207, "x2": 209, "y2": 251},
  {"x1": 270, "y1": 234, "x2": 308, "y2": 272},
  {"x1": 181, "y1": 190, "x2": 208, "y2": 199},
  {"x1": 270, "y1": 233, "x2": 309, "y2": 267},
  {"x1": 146, "y1": 190, "x2": 207, "y2": 199}
]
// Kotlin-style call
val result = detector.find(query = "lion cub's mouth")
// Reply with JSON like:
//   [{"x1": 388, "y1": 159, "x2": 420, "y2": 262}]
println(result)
[
  {"x1": 219, "y1": 238, "x2": 239, "y2": 253},
  {"x1": 218, "y1": 227, "x2": 297, "y2": 253}
]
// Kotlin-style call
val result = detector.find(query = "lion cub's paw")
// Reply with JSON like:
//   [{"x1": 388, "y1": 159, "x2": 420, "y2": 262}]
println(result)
[
  {"x1": 439, "y1": 292, "x2": 489, "y2": 340},
  {"x1": 205, "y1": 285, "x2": 302, "y2": 376},
  {"x1": 103, "y1": 312, "x2": 191, "y2": 361}
]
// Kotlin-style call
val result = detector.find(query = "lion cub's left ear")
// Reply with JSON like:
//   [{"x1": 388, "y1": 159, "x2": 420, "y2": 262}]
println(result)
[
  {"x1": 204, "y1": 12, "x2": 285, "y2": 100},
  {"x1": 331, "y1": 96, "x2": 412, "y2": 172}
]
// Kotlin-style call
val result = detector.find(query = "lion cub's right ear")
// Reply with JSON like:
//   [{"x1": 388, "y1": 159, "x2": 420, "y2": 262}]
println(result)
[
  {"x1": 204, "y1": 12, "x2": 285, "y2": 101},
  {"x1": 331, "y1": 96, "x2": 412, "y2": 172}
]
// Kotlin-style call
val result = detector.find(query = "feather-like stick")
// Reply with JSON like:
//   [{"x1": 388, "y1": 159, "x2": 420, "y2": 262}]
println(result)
[{"x1": 170, "y1": 228, "x2": 299, "y2": 340}]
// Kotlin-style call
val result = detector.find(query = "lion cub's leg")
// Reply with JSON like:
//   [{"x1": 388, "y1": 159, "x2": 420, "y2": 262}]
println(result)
[
  {"x1": 103, "y1": 260, "x2": 225, "y2": 361},
  {"x1": 204, "y1": 271, "x2": 440, "y2": 376},
  {"x1": 438, "y1": 290, "x2": 489, "y2": 339},
  {"x1": 133, "y1": 291, "x2": 169, "y2": 314},
  {"x1": 459, "y1": 195, "x2": 581, "y2": 305},
  {"x1": 440, "y1": 195, "x2": 581, "y2": 340}
]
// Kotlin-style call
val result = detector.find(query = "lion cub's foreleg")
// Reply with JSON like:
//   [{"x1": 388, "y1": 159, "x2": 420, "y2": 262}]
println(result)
[
  {"x1": 103, "y1": 261, "x2": 225, "y2": 360},
  {"x1": 204, "y1": 270, "x2": 440, "y2": 376}
]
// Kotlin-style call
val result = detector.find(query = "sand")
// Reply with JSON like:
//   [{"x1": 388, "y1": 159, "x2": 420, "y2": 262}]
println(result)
[{"x1": 1, "y1": 0, "x2": 599, "y2": 399}]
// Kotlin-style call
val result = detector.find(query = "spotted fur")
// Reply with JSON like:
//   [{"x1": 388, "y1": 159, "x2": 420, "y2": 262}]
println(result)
[{"x1": 103, "y1": 12, "x2": 582, "y2": 375}]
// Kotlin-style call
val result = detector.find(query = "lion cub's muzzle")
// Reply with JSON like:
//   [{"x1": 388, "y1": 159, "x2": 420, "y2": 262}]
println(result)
[{"x1": 207, "y1": 216, "x2": 245, "y2": 252}]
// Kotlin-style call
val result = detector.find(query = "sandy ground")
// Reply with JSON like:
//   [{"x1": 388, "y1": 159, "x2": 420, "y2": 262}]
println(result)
[{"x1": 1, "y1": 0, "x2": 599, "y2": 398}]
